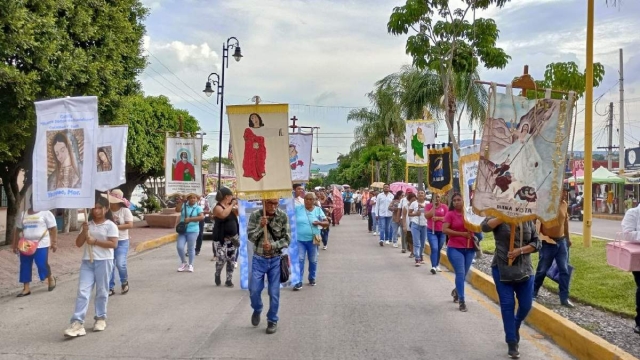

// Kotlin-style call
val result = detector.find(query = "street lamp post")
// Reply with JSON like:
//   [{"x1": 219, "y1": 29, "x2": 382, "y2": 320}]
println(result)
[{"x1": 203, "y1": 37, "x2": 243, "y2": 190}]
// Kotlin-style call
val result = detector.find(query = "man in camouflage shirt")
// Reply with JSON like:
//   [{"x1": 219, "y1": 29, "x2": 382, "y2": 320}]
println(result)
[{"x1": 248, "y1": 199, "x2": 291, "y2": 334}]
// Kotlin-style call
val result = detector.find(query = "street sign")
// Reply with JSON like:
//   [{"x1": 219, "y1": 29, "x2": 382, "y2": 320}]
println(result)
[{"x1": 625, "y1": 147, "x2": 640, "y2": 170}]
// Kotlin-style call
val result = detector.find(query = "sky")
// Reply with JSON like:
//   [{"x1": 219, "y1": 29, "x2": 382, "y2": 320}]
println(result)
[{"x1": 139, "y1": 0, "x2": 640, "y2": 165}]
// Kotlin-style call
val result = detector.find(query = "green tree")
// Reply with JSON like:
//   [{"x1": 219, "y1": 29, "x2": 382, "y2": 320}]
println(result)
[
  {"x1": 517, "y1": 62, "x2": 605, "y2": 100},
  {"x1": 387, "y1": 0, "x2": 511, "y2": 151},
  {"x1": 0, "y1": 0, "x2": 148, "y2": 244}
]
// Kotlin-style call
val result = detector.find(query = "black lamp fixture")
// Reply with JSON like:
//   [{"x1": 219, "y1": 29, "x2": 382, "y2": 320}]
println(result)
[{"x1": 202, "y1": 37, "x2": 243, "y2": 189}]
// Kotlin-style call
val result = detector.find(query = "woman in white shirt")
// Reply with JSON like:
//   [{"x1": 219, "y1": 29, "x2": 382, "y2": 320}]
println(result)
[
  {"x1": 107, "y1": 189, "x2": 134, "y2": 296},
  {"x1": 64, "y1": 195, "x2": 118, "y2": 338},
  {"x1": 408, "y1": 190, "x2": 429, "y2": 266},
  {"x1": 12, "y1": 195, "x2": 58, "y2": 297}
]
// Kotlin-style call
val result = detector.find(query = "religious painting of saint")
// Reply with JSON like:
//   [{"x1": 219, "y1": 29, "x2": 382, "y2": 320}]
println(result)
[
  {"x1": 411, "y1": 127, "x2": 425, "y2": 162},
  {"x1": 172, "y1": 149, "x2": 196, "y2": 181},
  {"x1": 47, "y1": 130, "x2": 83, "y2": 191},
  {"x1": 289, "y1": 144, "x2": 304, "y2": 170},
  {"x1": 97, "y1": 146, "x2": 113, "y2": 172},
  {"x1": 242, "y1": 113, "x2": 284, "y2": 182}
]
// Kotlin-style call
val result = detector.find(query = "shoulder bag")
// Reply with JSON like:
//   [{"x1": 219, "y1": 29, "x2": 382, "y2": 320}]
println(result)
[
  {"x1": 305, "y1": 209, "x2": 323, "y2": 246},
  {"x1": 176, "y1": 206, "x2": 196, "y2": 234},
  {"x1": 18, "y1": 230, "x2": 48, "y2": 256},
  {"x1": 264, "y1": 220, "x2": 290, "y2": 283}
]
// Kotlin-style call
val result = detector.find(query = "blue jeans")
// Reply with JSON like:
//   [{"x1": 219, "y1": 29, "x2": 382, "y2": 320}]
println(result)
[
  {"x1": 427, "y1": 230, "x2": 446, "y2": 267},
  {"x1": 447, "y1": 247, "x2": 475, "y2": 302},
  {"x1": 109, "y1": 239, "x2": 129, "y2": 290},
  {"x1": 298, "y1": 240, "x2": 318, "y2": 282},
  {"x1": 534, "y1": 239, "x2": 571, "y2": 301},
  {"x1": 410, "y1": 223, "x2": 427, "y2": 260},
  {"x1": 492, "y1": 266, "x2": 535, "y2": 343},
  {"x1": 249, "y1": 255, "x2": 281, "y2": 323},
  {"x1": 321, "y1": 228, "x2": 330, "y2": 246},
  {"x1": 371, "y1": 214, "x2": 378, "y2": 232},
  {"x1": 177, "y1": 232, "x2": 198, "y2": 265},
  {"x1": 19, "y1": 247, "x2": 50, "y2": 283},
  {"x1": 71, "y1": 260, "x2": 113, "y2": 323},
  {"x1": 378, "y1": 216, "x2": 392, "y2": 242},
  {"x1": 391, "y1": 221, "x2": 402, "y2": 244}
]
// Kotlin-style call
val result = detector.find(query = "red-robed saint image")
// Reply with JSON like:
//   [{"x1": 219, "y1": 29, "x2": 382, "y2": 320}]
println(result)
[
  {"x1": 243, "y1": 113, "x2": 268, "y2": 181},
  {"x1": 173, "y1": 151, "x2": 196, "y2": 181}
]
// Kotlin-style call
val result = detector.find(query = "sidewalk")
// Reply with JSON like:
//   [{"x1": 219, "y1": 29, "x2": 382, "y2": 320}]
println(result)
[{"x1": 0, "y1": 222, "x2": 176, "y2": 298}]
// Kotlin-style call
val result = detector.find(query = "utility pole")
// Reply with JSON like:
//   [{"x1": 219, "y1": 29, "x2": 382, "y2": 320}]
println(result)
[
  {"x1": 583, "y1": 0, "x2": 594, "y2": 248},
  {"x1": 607, "y1": 103, "x2": 614, "y2": 170},
  {"x1": 619, "y1": 48, "x2": 625, "y2": 175}
]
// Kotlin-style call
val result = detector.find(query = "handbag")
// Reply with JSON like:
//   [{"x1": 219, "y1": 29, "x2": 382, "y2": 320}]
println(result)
[
  {"x1": 305, "y1": 209, "x2": 323, "y2": 246},
  {"x1": 176, "y1": 206, "x2": 196, "y2": 234},
  {"x1": 18, "y1": 229, "x2": 48, "y2": 256},
  {"x1": 546, "y1": 260, "x2": 574, "y2": 283},
  {"x1": 280, "y1": 254, "x2": 290, "y2": 283}
]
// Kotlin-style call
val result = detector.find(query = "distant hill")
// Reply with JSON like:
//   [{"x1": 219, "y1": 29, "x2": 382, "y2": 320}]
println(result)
[{"x1": 311, "y1": 163, "x2": 338, "y2": 172}]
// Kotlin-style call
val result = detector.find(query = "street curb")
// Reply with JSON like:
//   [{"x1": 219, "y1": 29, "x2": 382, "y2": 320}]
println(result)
[
  {"x1": 134, "y1": 233, "x2": 178, "y2": 253},
  {"x1": 425, "y1": 245, "x2": 637, "y2": 360},
  {"x1": 593, "y1": 214, "x2": 624, "y2": 221}
]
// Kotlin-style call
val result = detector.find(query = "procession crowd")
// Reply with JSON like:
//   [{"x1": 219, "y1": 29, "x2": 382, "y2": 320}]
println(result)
[{"x1": 12, "y1": 181, "x2": 640, "y2": 360}]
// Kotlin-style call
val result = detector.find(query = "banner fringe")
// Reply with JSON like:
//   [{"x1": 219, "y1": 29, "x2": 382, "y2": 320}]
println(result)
[{"x1": 227, "y1": 104, "x2": 288, "y2": 115}]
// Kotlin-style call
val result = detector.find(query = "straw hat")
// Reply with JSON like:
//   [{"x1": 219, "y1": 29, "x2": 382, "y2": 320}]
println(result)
[{"x1": 108, "y1": 189, "x2": 130, "y2": 207}]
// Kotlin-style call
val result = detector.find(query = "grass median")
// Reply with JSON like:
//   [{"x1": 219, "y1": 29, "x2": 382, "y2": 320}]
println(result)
[{"x1": 479, "y1": 232, "x2": 636, "y2": 317}]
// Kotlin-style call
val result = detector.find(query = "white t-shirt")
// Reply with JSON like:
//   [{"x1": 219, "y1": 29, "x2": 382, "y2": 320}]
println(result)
[
  {"x1": 111, "y1": 207, "x2": 134, "y2": 240},
  {"x1": 376, "y1": 192, "x2": 395, "y2": 217},
  {"x1": 400, "y1": 198, "x2": 411, "y2": 230},
  {"x1": 409, "y1": 200, "x2": 429, "y2": 226},
  {"x1": 19, "y1": 211, "x2": 57, "y2": 248},
  {"x1": 84, "y1": 220, "x2": 119, "y2": 261}
]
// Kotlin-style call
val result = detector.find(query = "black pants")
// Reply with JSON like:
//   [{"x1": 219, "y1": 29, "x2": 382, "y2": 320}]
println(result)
[
  {"x1": 345, "y1": 202, "x2": 351, "y2": 215},
  {"x1": 196, "y1": 220, "x2": 204, "y2": 253},
  {"x1": 634, "y1": 271, "x2": 640, "y2": 327},
  {"x1": 356, "y1": 202, "x2": 362, "y2": 215},
  {"x1": 368, "y1": 212, "x2": 373, "y2": 232}
]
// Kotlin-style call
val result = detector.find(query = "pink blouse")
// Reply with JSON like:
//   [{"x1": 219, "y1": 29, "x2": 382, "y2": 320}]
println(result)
[{"x1": 426, "y1": 203, "x2": 448, "y2": 232}]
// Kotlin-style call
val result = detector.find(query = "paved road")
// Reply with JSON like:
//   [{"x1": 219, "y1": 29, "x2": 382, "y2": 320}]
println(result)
[
  {"x1": 0, "y1": 216, "x2": 571, "y2": 359},
  {"x1": 570, "y1": 217, "x2": 622, "y2": 240}
]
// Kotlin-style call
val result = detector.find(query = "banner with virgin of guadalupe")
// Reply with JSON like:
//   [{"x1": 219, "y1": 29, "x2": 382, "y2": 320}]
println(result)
[
  {"x1": 164, "y1": 137, "x2": 203, "y2": 196},
  {"x1": 405, "y1": 121, "x2": 436, "y2": 166},
  {"x1": 427, "y1": 144, "x2": 453, "y2": 195},
  {"x1": 289, "y1": 133, "x2": 313, "y2": 182},
  {"x1": 459, "y1": 144, "x2": 485, "y2": 232},
  {"x1": 94, "y1": 125, "x2": 128, "y2": 191},
  {"x1": 227, "y1": 104, "x2": 292, "y2": 199},
  {"x1": 33, "y1": 96, "x2": 98, "y2": 211},
  {"x1": 474, "y1": 86, "x2": 575, "y2": 224}
]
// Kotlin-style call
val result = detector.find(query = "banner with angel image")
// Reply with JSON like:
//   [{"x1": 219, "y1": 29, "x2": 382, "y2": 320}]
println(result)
[
  {"x1": 405, "y1": 120, "x2": 436, "y2": 166},
  {"x1": 289, "y1": 133, "x2": 313, "y2": 182},
  {"x1": 227, "y1": 104, "x2": 292, "y2": 199},
  {"x1": 164, "y1": 137, "x2": 203, "y2": 196},
  {"x1": 474, "y1": 87, "x2": 575, "y2": 223},
  {"x1": 459, "y1": 144, "x2": 485, "y2": 231},
  {"x1": 427, "y1": 144, "x2": 453, "y2": 195}
]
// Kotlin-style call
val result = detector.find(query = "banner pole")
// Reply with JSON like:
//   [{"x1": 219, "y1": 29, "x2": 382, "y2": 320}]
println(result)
[{"x1": 405, "y1": 165, "x2": 409, "y2": 183}]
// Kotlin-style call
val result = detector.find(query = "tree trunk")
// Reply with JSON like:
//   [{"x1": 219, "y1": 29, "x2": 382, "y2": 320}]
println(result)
[
  {"x1": 375, "y1": 161, "x2": 381, "y2": 182},
  {"x1": 69, "y1": 209, "x2": 79, "y2": 231},
  {"x1": 417, "y1": 168, "x2": 424, "y2": 191},
  {"x1": 386, "y1": 161, "x2": 391, "y2": 184}
]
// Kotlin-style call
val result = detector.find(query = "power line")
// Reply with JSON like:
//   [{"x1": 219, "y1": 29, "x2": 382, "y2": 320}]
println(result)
[{"x1": 142, "y1": 67, "x2": 219, "y2": 115}]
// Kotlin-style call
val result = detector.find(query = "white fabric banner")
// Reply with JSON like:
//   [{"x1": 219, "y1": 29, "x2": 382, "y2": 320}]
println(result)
[
  {"x1": 33, "y1": 96, "x2": 98, "y2": 211},
  {"x1": 289, "y1": 133, "x2": 313, "y2": 182},
  {"x1": 405, "y1": 120, "x2": 436, "y2": 166},
  {"x1": 459, "y1": 144, "x2": 485, "y2": 231},
  {"x1": 165, "y1": 137, "x2": 203, "y2": 196},
  {"x1": 94, "y1": 126, "x2": 128, "y2": 191}
]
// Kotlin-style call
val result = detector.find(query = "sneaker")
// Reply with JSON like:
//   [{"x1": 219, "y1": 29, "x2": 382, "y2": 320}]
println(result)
[
  {"x1": 93, "y1": 319, "x2": 107, "y2": 332},
  {"x1": 225, "y1": 280, "x2": 234, "y2": 288},
  {"x1": 409, "y1": 253, "x2": 414, "y2": 258},
  {"x1": 251, "y1": 311, "x2": 261, "y2": 327},
  {"x1": 293, "y1": 283, "x2": 302, "y2": 291},
  {"x1": 430, "y1": 267, "x2": 437, "y2": 275},
  {"x1": 266, "y1": 321, "x2": 278, "y2": 334},
  {"x1": 507, "y1": 342, "x2": 520, "y2": 359},
  {"x1": 177, "y1": 263, "x2": 188, "y2": 272},
  {"x1": 401, "y1": 249, "x2": 406, "y2": 253},
  {"x1": 187, "y1": 265, "x2": 194, "y2": 273},
  {"x1": 215, "y1": 274, "x2": 221, "y2": 286},
  {"x1": 436, "y1": 266, "x2": 443, "y2": 272},
  {"x1": 64, "y1": 321, "x2": 86, "y2": 338},
  {"x1": 309, "y1": 279, "x2": 316, "y2": 286},
  {"x1": 379, "y1": 241, "x2": 384, "y2": 247},
  {"x1": 322, "y1": 246, "x2": 327, "y2": 250},
  {"x1": 561, "y1": 300, "x2": 575, "y2": 308},
  {"x1": 195, "y1": 250, "x2": 200, "y2": 256},
  {"x1": 234, "y1": 262, "x2": 238, "y2": 268},
  {"x1": 459, "y1": 302, "x2": 468, "y2": 312},
  {"x1": 451, "y1": 288, "x2": 459, "y2": 303},
  {"x1": 385, "y1": 241, "x2": 391, "y2": 245},
  {"x1": 415, "y1": 260, "x2": 421, "y2": 267},
  {"x1": 393, "y1": 243, "x2": 398, "y2": 248},
  {"x1": 373, "y1": 232, "x2": 378, "y2": 236},
  {"x1": 472, "y1": 259, "x2": 476, "y2": 264}
]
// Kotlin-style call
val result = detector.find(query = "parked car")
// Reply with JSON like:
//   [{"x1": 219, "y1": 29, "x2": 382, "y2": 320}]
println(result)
[{"x1": 203, "y1": 192, "x2": 217, "y2": 237}]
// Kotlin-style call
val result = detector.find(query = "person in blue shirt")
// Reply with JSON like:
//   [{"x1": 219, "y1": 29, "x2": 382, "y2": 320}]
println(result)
[
  {"x1": 293, "y1": 193, "x2": 329, "y2": 290},
  {"x1": 174, "y1": 193, "x2": 204, "y2": 272}
]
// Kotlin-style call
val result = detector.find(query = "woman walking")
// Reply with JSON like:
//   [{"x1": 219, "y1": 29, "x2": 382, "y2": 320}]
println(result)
[
  {"x1": 293, "y1": 193, "x2": 329, "y2": 290},
  {"x1": 108, "y1": 190, "x2": 133, "y2": 296},
  {"x1": 426, "y1": 194, "x2": 448, "y2": 274},
  {"x1": 403, "y1": 192, "x2": 416, "y2": 257},
  {"x1": 212, "y1": 187, "x2": 239, "y2": 287},
  {"x1": 443, "y1": 193, "x2": 475, "y2": 312},
  {"x1": 175, "y1": 193, "x2": 204, "y2": 272},
  {"x1": 64, "y1": 195, "x2": 118, "y2": 337},
  {"x1": 13, "y1": 196, "x2": 58, "y2": 297},
  {"x1": 408, "y1": 190, "x2": 428, "y2": 266},
  {"x1": 481, "y1": 217, "x2": 540, "y2": 359},
  {"x1": 389, "y1": 191, "x2": 404, "y2": 248},
  {"x1": 317, "y1": 191, "x2": 333, "y2": 250}
]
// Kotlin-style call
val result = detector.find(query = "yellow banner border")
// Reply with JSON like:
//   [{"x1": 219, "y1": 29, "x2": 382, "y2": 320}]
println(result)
[
  {"x1": 427, "y1": 146, "x2": 453, "y2": 195},
  {"x1": 227, "y1": 104, "x2": 288, "y2": 115}
]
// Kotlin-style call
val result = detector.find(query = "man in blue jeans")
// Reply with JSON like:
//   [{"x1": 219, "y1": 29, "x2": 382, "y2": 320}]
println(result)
[
  {"x1": 247, "y1": 199, "x2": 291, "y2": 334},
  {"x1": 375, "y1": 184, "x2": 394, "y2": 246},
  {"x1": 533, "y1": 190, "x2": 574, "y2": 308}
]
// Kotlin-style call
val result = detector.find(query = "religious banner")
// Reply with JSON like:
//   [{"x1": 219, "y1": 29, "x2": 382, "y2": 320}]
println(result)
[
  {"x1": 405, "y1": 120, "x2": 436, "y2": 166},
  {"x1": 33, "y1": 96, "x2": 98, "y2": 211},
  {"x1": 427, "y1": 144, "x2": 453, "y2": 195},
  {"x1": 474, "y1": 88, "x2": 575, "y2": 224},
  {"x1": 459, "y1": 144, "x2": 485, "y2": 231},
  {"x1": 289, "y1": 133, "x2": 313, "y2": 182},
  {"x1": 165, "y1": 137, "x2": 203, "y2": 196},
  {"x1": 227, "y1": 104, "x2": 292, "y2": 199},
  {"x1": 94, "y1": 126, "x2": 128, "y2": 191},
  {"x1": 228, "y1": 140, "x2": 233, "y2": 161}
]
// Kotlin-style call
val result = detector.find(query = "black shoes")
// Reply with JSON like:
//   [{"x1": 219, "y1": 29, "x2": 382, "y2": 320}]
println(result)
[
  {"x1": 379, "y1": 241, "x2": 384, "y2": 247},
  {"x1": 309, "y1": 279, "x2": 316, "y2": 286},
  {"x1": 251, "y1": 312, "x2": 260, "y2": 327},
  {"x1": 561, "y1": 300, "x2": 575, "y2": 308},
  {"x1": 451, "y1": 288, "x2": 459, "y2": 303},
  {"x1": 215, "y1": 274, "x2": 221, "y2": 286},
  {"x1": 507, "y1": 342, "x2": 520, "y2": 359},
  {"x1": 266, "y1": 321, "x2": 277, "y2": 334},
  {"x1": 459, "y1": 301, "x2": 468, "y2": 312},
  {"x1": 225, "y1": 280, "x2": 234, "y2": 288},
  {"x1": 16, "y1": 292, "x2": 31, "y2": 298}
]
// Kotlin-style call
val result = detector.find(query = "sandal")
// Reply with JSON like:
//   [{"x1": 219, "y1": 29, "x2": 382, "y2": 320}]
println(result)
[
  {"x1": 121, "y1": 282, "x2": 129, "y2": 295},
  {"x1": 108, "y1": 289, "x2": 116, "y2": 297},
  {"x1": 451, "y1": 288, "x2": 459, "y2": 303},
  {"x1": 48, "y1": 277, "x2": 57, "y2": 292}
]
